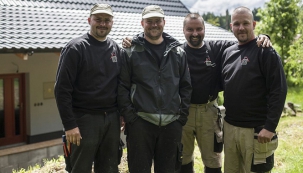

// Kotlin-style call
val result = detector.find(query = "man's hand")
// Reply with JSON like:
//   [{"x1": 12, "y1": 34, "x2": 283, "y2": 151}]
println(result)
[
  {"x1": 257, "y1": 128, "x2": 275, "y2": 143},
  {"x1": 65, "y1": 127, "x2": 82, "y2": 146},
  {"x1": 122, "y1": 37, "x2": 132, "y2": 48},
  {"x1": 256, "y1": 35, "x2": 272, "y2": 47}
]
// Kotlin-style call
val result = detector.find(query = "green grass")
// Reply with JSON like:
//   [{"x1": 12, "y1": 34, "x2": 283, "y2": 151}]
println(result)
[
  {"x1": 272, "y1": 115, "x2": 303, "y2": 173},
  {"x1": 219, "y1": 86, "x2": 303, "y2": 108},
  {"x1": 286, "y1": 86, "x2": 303, "y2": 108}
]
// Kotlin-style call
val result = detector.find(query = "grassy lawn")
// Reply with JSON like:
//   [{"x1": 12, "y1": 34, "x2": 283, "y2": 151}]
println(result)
[
  {"x1": 273, "y1": 115, "x2": 303, "y2": 173},
  {"x1": 285, "y1": 86, "x2": 303, "y2": 108},
  {"x1": 270, "y1": 86, "x2": 303, "y2": 173}
]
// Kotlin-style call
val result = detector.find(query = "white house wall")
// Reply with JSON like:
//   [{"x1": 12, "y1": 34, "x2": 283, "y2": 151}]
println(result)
[{"x1": 0, "y1": 53, "x2": 62, "y2": 136}]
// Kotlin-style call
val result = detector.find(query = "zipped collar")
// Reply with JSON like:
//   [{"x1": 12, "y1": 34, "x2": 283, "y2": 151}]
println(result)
[{"x1": 133, "y1": 32, "x2": 181, "y2": 56}]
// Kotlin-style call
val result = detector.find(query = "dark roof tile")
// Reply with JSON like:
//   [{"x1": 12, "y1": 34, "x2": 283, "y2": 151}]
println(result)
[{"x1": 0, "y1": 0, "x2": 236, "y2": 53}]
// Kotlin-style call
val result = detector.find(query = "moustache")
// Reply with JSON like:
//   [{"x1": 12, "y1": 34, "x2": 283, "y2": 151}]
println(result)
[
  {"x1": 190, "y1": 36, "x2": 201, "y2": 39},
  {"x1": 97, "y1": 27, "x2": 108, "y2": 30}
]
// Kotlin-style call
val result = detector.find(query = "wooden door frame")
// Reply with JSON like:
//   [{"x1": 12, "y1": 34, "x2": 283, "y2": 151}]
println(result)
[{"x1": 0, "y1": 73, "x2": 26, "y2": 146}]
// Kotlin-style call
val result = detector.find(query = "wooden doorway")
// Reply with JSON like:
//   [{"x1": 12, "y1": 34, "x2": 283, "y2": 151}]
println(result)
[{"x1": 0, "y1": 73, "x2": 26, "y2": 147}]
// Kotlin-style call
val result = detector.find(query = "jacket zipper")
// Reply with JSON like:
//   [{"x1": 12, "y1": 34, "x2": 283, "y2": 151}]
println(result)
[
  {"x1": 138, "y1": 38, "x2": 177, "y2": 127},
  {"x1": 158, "y1": 69, "x2": 162, "y2": 127}
]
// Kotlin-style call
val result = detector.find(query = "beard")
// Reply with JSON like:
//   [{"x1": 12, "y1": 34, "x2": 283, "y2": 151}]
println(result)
[
  {"x1": 188, "y1": 35, "x2": 203, "y2": 47},
  {"x1": 96, "y1": 27, "x2": 109, "y2": 36},
  {"x1": 237, "y1": 34, "x2": 249, "y2": 43},
  {"x1": 145, "y1": 27, "x2": 163, "y2": 40},
  {"x1": 234, "y1": 30, "x2": 252, "y2": 44}
]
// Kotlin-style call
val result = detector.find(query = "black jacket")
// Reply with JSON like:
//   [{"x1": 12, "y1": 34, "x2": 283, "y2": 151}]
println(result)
[
  {"x1": 181, "y1": 40, "x2": 236, "y2": 104},
  {"x1": 55, "y1": 33, "x2": 125, "y2": 130},
  {"x1": 118, "y1": 32, "x2": 192, "y2": 126},
  {"x1": 222, "y1": 38, "x2": 287, "y2": 132}
]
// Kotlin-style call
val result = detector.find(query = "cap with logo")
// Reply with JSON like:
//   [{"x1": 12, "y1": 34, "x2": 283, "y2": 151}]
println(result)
[
  {"x1": 90, "y1": 4, "x2": 114, "y2": 16},
  {"x1": 142, "y1": 5, "x2": 165, "y2": 19}
]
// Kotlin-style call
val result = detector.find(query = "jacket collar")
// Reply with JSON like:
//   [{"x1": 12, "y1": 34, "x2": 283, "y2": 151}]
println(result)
[{"x1": 133, "y1": 32, "x2": 181, "y2": 53}]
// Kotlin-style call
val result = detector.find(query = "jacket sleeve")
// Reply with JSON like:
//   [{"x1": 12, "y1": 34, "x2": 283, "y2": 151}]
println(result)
[
  {"x1": 261, "y1": 48, "x2": 287, "y2": 132},
  {"x1": 178, "y1": 48, "x2": 192, "y2": 125},
  {"x1": 117, "y1": 48, "x2": 138, "y2": 124},
  {"x1": 210, "y1": 40, "x2": 237, "y2": 92},
  {"x1": 54, "y1": 45, "x2": 79, "y2": 131}
]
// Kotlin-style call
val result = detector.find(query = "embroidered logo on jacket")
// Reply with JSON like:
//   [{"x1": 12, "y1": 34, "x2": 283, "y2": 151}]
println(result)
[
  {"x1": 241, "y1": 56, "x2": 250, "y2": 65},
  {"x1": 110, "y1": 52, "x2": 117, "y2": 62},
  {"x1": 204, "y1": 57, "x2": 216, "y2": 67}
]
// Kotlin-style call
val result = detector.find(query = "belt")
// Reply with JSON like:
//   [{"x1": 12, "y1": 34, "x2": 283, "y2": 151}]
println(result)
[{"x1": 190, "y1": 99, "x2": 217, "y2": 107}]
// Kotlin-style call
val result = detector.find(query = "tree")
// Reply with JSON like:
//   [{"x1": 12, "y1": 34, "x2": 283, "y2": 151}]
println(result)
[
  {"x1": 255, "y1": 0, "x2": 300, "y2": 64},
  {"x1": 298, "y1": 3, "x2": 303, "y2": 33},
  {"x1": 225, "y1": 9, "x2": 230, "y2": 30},
  {"x1": 285, "y1": 35, "x2": 303, "y2": 86},
  {"x1": 252, "y1": 8, "x2": 261, "y2": 21},
  {"x1": 202, "y1": 12, "x2": 220, "y2": 26},
  {"x1": 285, "y1": 3, "x2": 303, "y2": 86}
]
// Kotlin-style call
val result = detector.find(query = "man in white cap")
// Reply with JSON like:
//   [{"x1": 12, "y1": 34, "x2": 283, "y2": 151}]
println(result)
[
  {"x1": 55, "y1": 3, "x2": 126, "y2": 173},
  {"x1": 118, "y1": 4, "x2": 192, "y2": 173}
]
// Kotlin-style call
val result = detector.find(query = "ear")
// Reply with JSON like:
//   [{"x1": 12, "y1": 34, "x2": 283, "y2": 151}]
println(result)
[
  {"x1": 88, "y1": 17, "x2": 91, "y2": 25},
  {"x1": 253, "y1": 20, "x2": 256, "y2": 30},
  {"x1": 141, "y1": 20, "x2": 144, "y2": 28},
  {"x1": 229, "y1": 23, "x2": 233, "y2": 30}
]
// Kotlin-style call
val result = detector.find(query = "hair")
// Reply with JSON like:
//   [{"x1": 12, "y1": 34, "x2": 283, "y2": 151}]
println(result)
[
  {"x1": 231, "y1": 6, "x2": 254, "y2": 21},
  {"x1": 183, "y1": 13, "x2": 205, "y2": 27}
]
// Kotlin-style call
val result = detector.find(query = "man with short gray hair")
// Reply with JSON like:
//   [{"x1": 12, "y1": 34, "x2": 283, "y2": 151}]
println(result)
[{"x1": 221, "y1": 6, "x2": 287, "y2": 173}]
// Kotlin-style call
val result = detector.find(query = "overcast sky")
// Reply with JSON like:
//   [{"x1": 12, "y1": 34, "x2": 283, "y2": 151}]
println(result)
[{"x1": 180, "y1": 0, "x2": 270, "y2": 15}]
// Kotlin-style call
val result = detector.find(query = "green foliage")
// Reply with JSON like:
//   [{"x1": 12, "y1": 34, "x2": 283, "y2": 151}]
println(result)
[
  {"x1": 206, "y1": 17, "x2": 220, "y2": 26},
  {"x1": 202, "y1": 11, "x2": 230, "y2": 30},
  {"x1": 252, "y1": 8, "x2": 261, "y2": 21},
  {"x1": 298, "y1": 4, "x2": 303, "y2": 33},
  {"x1": 285, "y1": 35, "x2": 303, "y2": 86},
  {"x1": 202, "y1": 12, "x2": 219, "y2": 26},
  {"x1": 255, "y1": 0, "x2": 300, "y2": 63},
  {"x1": 13, "y1": 156, "x2": 64, "y2": 173}
]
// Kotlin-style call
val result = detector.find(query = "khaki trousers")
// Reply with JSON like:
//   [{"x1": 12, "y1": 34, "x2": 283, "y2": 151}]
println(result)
[
  {"x1": 223, "y1": 120, "x2": 272, "y2": 173},
  {"x1": 181, "y1": 100, "x2": 222, "y2": 168}
]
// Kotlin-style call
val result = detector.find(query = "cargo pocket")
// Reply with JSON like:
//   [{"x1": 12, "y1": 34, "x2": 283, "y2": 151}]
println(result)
[
  {"x1": 175, "y1": 142, "x2": 183, "y2": 171},
  {"x1": 212, "y1": 104, "x2": 223, "y2": 152},
  {"x1": 251, "y1": 133, "x2": 278, "y2": 172},
  {"x1": 213, "y1": 133, "x2": 223, "y2": 153}
]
